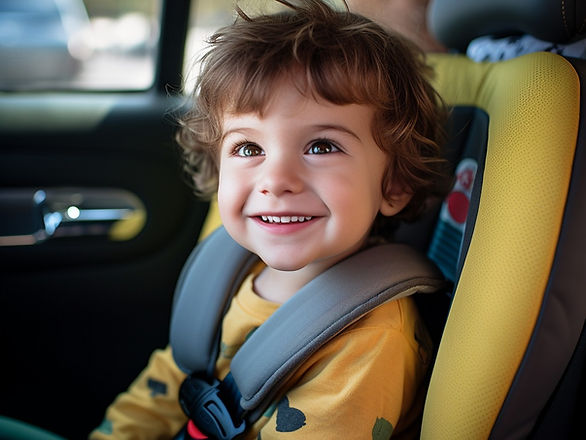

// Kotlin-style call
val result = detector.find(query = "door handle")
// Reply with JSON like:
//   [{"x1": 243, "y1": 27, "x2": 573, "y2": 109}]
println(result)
[{"x1": 0, "y1": 188, "x2": 145, "y2": 246}]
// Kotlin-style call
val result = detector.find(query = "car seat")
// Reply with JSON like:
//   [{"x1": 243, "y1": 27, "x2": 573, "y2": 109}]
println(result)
[
  {"x1": 416, "y1": 0, "x2": 586, "y2": 438},
  {"x1": 198, "y1": 0, "x2": 585, "y2": 439}
]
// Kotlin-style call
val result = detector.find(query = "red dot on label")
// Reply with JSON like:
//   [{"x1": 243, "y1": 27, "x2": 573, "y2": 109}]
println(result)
[
  {"x1": 187, "y1": 420, "x2": 208, "y2": 439},
  {"x1": 447, "y1": 191, "x2": 469, "y2": 224}
]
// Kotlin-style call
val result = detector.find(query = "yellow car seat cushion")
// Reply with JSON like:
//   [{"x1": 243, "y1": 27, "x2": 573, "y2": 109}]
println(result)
[
  {"x1": 198, "y1": 195, "x2": 221, "y2": 241},
  {"x1": 422, "y1": 52, "x2": 579, "y2": 439}
]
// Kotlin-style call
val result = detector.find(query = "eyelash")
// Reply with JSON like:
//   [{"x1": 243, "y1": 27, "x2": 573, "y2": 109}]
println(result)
[
  {"x1": 306, "y1": 139, "x2": 341, "y2": 155},
  {"x1": 229, "y1": 138, "x2": 342, "y2": 157},
  {"x1": 231, "y1": 141, "x2": 264, "y2": 157}
]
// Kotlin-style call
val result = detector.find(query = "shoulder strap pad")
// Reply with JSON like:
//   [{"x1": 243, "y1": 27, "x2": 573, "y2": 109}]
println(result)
[
  {"x1": 170, "y1": 227, "x2": 259, "y2": 376},
  {"x1": 230, "y1": 243, "x2": 446, "y2": 421},
  {"x1": 170, "y1": 227, "x2": 447, "y2": 422}
]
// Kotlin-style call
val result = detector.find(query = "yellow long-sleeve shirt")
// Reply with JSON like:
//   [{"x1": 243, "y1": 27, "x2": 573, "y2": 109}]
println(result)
[{"x1": 90, "y1": 265, "x2": 432, "y2": 439}]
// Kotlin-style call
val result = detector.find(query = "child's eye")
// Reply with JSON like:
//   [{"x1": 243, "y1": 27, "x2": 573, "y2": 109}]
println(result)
[
  {"x1": 306, "y1": 140, "x2": 340, "y2": 155},
  {"x1": 234, "y1": 142, "x2": 264, "y2": 157}
]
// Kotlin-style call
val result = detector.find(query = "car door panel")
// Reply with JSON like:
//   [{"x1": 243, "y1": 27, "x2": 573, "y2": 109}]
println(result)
[{"x1": 0, "y1": 90, "x2": 207, "y2": 438}]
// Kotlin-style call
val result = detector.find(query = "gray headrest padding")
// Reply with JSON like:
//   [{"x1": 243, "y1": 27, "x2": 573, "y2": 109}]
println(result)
[{"x1": 429, "y1": 0, "x2": 586, "y2": 52}]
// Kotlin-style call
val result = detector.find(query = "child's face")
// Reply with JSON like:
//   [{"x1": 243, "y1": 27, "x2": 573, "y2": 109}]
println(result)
[{"x1": 217, "y1": 81, "x2": 402, "y2": 273}]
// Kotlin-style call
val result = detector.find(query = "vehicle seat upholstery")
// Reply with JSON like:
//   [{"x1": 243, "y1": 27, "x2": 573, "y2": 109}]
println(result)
[
  {"x1": 418, "y1": 0, "x2": 586, "y2": 438},
  {"x1": 195, "y1": 1, "x2": 585, "y2": 438},
  {"x1": 429, "y1": 0, "x2": 586, "y2": 55},
  {"x1": 420, "y1": 51, "x2": 583, "y2": 440}
]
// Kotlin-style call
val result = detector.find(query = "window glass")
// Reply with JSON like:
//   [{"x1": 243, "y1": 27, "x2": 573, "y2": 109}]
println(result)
[
  {"x1": 0, "y1": 0, "x2": 161, "y2": 91},
  {"x1": 183, "y1": 0, "x2": 235, "y2": 94},
  {"x1": 182, "y1": 0, "x2": 345, "y2": 94},
  {"x1": 183, "y1": 0, "x2": 305, "y2": 93}
]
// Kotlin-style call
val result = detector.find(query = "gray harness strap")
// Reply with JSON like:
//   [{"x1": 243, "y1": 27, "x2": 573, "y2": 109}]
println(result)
[
  {"x1": 170, "y1": 226, "x2": 446, "y2": 424},
  {"x1": 171, "y1": 227, "x2": 259, "y2": 377}
]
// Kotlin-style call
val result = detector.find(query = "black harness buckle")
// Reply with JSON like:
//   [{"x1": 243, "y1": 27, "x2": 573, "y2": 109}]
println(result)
[{"x1": 179, "y1": 374, "x2": 246, "y2": 440}]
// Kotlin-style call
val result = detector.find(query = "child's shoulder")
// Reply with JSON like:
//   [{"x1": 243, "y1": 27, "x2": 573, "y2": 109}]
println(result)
[
  {"x1": 338, "y1": 295, "x2": 432, "y2": 364},
  {"x1": 343, "y1": 296, "x2": 421, "y2": 335}
]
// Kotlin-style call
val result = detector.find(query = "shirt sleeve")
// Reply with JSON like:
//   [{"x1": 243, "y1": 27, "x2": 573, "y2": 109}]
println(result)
[
  {"x1": 89, "y1": 345, "x2": 188, "y2": 440},
  {"x1": 251, "y1": 301, "x2": 429, "y2": 440}
]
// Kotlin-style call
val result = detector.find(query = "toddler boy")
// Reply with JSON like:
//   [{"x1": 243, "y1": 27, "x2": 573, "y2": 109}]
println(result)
[{"x1": 91, "y1": 0, "x2": 450, "y2": 438}]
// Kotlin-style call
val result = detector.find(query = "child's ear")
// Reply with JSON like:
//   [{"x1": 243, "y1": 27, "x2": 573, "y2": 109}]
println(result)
[{"x1": 379, "y1": 183, "x2": 413, "y2": 217}]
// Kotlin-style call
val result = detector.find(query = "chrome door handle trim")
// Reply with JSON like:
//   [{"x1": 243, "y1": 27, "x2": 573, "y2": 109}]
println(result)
[{"x1": 0, "y1": 187, "x2": 146, "y2": 246}]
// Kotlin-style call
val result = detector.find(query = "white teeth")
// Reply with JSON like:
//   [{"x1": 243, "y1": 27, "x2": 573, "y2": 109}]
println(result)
[{"x1": 261, "y1": 215, "x2": 313, "y2": 223}]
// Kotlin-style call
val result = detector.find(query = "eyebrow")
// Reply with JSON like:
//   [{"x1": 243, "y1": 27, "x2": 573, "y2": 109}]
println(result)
[
  {"x1": 312, "y1": 124, "x2": 362, "y2": 141},
  {"x1": 222, "y1": 124, "x2": 362, "y2": 141},
  {"x1": 222, "y1": 126, "x2": 259, "y2": 141}
]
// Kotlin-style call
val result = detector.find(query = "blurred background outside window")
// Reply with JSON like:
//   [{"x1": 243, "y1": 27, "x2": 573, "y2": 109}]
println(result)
[
  {"x1": 0, "y1": 0, "x2": 160, "y2": 90},
  {"x1": 0, "y1": 0, "x2": 343, "y2": 92},
  {"x1": 182, "y1": 0, "x2": 234, "y2": 94},
  {"x1": 182, "y1": 0, "x2": 344, "y2": 94}
]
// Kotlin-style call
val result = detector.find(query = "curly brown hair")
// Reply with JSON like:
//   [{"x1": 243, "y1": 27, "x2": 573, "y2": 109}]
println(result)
[{"x1": 177, "y1": 0, "x2": 451, "y2": 232}]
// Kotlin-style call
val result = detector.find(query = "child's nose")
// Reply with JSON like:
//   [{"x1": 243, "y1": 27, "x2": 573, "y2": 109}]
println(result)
[{"x1": 257, "y1": 155, "x2": 304, "y2": 196}]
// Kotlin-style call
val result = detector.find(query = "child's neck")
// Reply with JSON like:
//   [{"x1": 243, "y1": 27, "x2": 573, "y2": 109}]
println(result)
[
  {"x1": 252, "y1": 236, "x2": 374, "y2": 304},
  {"x1": 253, "y1": 263, "x2": 328, "y2": 304}
]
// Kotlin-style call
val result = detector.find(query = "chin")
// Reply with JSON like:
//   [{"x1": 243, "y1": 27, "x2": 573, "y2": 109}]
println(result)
[
  {"x1": 258, "y1": 253, "x2": 309, "y2": 272},
  {"x1": 262, "y1": 260, "x2": 306, "y2": 272}
]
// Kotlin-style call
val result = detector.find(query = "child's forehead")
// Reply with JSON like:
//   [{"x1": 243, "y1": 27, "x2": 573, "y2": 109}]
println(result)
[
  {"x1": 221, "y1": 72, "x2": 370, "y2": 119},
  {"x1": 225, "y1": 83, "x2": 360, "y2": 115}
]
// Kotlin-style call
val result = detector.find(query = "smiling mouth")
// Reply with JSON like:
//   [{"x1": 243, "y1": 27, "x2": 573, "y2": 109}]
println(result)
[{"x1": 259, "y1": 215, "x2": 313, "y2": 224}]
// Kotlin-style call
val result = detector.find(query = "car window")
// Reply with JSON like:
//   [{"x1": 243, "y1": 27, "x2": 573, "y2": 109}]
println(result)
[
  {"x1": 182, "y1": 0, "x2": 345, "y2": 93},
  {"x1": 183, "y1": 0, "x2": 235, "y2": 93},
  {"x1": 0, "y1": 0, "x2": 161, "y2": 91}
]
